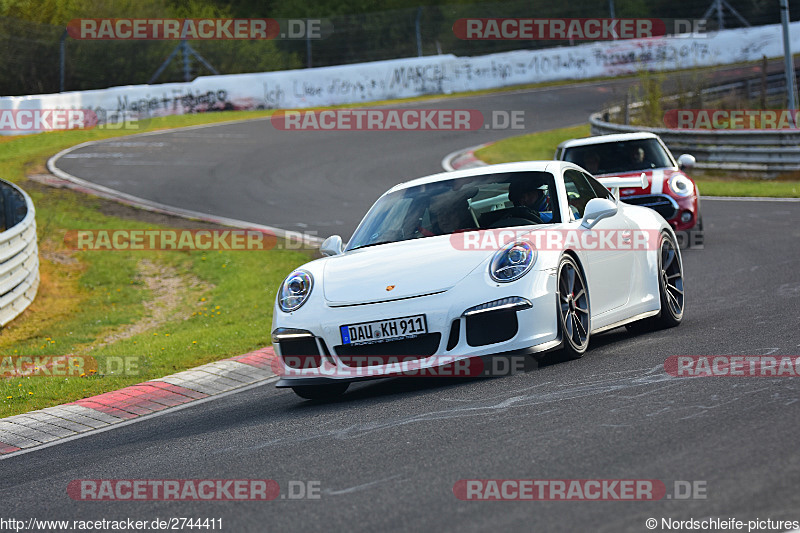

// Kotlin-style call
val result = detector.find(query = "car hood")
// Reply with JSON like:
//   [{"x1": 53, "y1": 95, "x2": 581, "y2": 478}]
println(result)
[
  {"x1": 603, "y1": 168, "x2": 680, "y2": 196},
  {"x1": 322, "y1": 236, "x2": 490, "y2": 305}
]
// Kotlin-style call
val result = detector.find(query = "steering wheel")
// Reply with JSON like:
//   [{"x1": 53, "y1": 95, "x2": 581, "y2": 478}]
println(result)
[
  {"x1": 487, "y1": 207, "x2": 544, "y2": 229},
  {"x1": 504, "y1": 206, "x2": 544, "y2": 225}
]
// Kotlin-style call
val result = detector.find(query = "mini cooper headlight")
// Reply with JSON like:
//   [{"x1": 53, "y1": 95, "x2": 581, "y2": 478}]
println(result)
[
  {"x1": 490, "y1": 240, "x2": 536, "y2": 282},
  {"x1": 668, "y1": 174, "x2": 694, "y2": 197},
  {"x1": 279, "y1": 270, "x2": 313, "y2": 312}
]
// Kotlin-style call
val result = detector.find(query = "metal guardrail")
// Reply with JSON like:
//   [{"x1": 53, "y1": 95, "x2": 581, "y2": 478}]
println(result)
[
  {"x1": 699, "y1": 72, "x2": 790, "y2": 106},
  {"x1": 0, "y1": 179, "x2": 39, "y2": 327},
  {"x1": 590, "y1": 114, "x2": 800, "y2": 173},
  {"x1": 591, "y1": 71, "x2": 800, "y2": 175}
]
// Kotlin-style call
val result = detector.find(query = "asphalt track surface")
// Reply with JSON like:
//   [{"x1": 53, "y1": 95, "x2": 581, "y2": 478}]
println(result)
[
  {"x1": 55, "y1": 83, "x2": 622, "y2": 239},
  {"x1": 53, "y1": 62, "x2": 784, "y2": 239},
  {"x1": 6, "y1": 71, "x2": 800, "y2": 532}
]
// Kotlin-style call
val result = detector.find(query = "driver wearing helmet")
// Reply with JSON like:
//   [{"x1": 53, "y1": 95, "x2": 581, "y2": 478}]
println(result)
[{"x1": 508, "y1": 179, "x2": 552, "y2": 222}]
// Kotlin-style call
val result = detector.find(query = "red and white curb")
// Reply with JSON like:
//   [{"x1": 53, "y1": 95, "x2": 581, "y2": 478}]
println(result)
[
  {"x1": 440, "y1": 144, "x2": 491, "y2": 172},
  {"x1": 0, "y1": 346, "x2": 276, "y2": 458}
]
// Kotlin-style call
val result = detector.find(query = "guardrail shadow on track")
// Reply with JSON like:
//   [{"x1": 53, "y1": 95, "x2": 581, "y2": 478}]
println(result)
[{"x1": 0, "y1": 179, "x2": 39, "y2": 327}]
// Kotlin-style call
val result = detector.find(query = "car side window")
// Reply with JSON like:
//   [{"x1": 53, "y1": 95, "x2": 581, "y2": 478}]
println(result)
[
  {"x1": 563, "y1": 169, "x2": 600, "y2": 220},
  {"x1": 582, "y1": 172, "x2": 615, "y2": 201}
]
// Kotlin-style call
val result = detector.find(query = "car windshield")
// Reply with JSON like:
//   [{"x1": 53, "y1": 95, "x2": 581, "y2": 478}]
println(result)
[
  {"x1": 346, "y1": 171, "x2": 560, "y2": 251},
  {"x1": 562, "y1": 138, "x2": 674, "y2": 175}
]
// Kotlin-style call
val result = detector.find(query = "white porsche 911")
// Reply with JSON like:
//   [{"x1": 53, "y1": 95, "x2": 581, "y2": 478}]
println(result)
[{"x1": 272, "y1": 161, "x2": 684, "y2": 400}]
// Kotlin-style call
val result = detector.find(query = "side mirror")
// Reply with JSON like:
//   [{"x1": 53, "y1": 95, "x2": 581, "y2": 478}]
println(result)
[
  {"x1": 677, "y1": 154, "x2": 696, "y2": 170},
  {"x1": 319, "y1": 235, "x2": 344, "y2": 256},
  {"x1": 581, "y1": 198, "x2": 618, "y2": 229}
]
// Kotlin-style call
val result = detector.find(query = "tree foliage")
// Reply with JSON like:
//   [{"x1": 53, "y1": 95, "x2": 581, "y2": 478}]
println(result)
[{"x1": 1, "y1": 0, "x2": 796, "y2": 96}]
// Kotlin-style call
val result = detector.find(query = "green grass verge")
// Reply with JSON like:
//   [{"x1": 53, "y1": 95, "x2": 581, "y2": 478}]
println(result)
[
  {"x1": 688, "y1": 179, "x2": 800, "y2": 197},
  {"x1": 475, "y1": 124, "x2": 591, "y2": 164},
  {"x1": 475, "y1": 124, "x2": 800, "y2": 198},
  {"x1": 0, "y1": 111, "x2": 313, "y2": 417}
]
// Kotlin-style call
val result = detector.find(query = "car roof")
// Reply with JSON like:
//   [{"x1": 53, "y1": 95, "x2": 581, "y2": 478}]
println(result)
[
  {"x1": 385, "y1": 161, "x2": 572, "y2": 194},
  {"x1": 557, "y1": 132, "x2": 660, "y2": 150}
]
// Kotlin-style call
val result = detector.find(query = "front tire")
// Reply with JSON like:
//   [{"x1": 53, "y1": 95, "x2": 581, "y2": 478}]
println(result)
[
  {"x1": 291, "y1": 382, "x2": 349, "y2": 400},
  {"x1": 549, "y1": 255, "x2": 590, "y2": 361}
]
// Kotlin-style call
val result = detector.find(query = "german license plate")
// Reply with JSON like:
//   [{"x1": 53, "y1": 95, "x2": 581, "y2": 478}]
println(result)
[{"x1": 340, "y1": 314, "x2": 427, "y2": 345}]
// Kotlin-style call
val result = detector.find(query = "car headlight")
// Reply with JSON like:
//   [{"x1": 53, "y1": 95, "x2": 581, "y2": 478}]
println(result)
[
  {"x1": 278, "y1": 270, "x2": 313, "y2": 312},
  {"x1": 490, "y1": 240, "x2": 536, "y2": 282},
  {"x1": 668, "y1": 174, "x2": 694, "y2": 197}
]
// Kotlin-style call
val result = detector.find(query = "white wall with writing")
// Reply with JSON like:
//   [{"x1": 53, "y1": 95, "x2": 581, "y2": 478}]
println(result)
[{"x1": 1, "y1": 22, "x2": 798, "y2": 133}]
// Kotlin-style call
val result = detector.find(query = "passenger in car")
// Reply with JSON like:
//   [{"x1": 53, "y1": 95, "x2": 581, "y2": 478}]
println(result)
[{"x1": 431, "y1": 200, "x2": 475, "y2": 235}]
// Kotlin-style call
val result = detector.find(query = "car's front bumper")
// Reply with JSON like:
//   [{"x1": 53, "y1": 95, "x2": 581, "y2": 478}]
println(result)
[
  {"x1": 621, "y1": 192, "x2": 699, "y2": 232},
  {"x1": 272, "y1": 270, "x2": 560, "y2": 385}
]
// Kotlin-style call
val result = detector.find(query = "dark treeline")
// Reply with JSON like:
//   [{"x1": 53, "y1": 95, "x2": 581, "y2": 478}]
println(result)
[{"x1": 0, "y1": 0, "x2": 796, "y2": 96}]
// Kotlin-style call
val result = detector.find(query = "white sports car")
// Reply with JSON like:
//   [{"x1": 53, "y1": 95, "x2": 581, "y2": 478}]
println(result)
[{"x1": 272, "y1": 161, "x2": 684, "y2": 400}]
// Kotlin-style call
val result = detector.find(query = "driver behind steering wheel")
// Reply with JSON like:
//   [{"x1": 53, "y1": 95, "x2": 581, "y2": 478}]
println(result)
[{"x1": 508, "y1": 179, "x2": 552, "y2": 223}]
